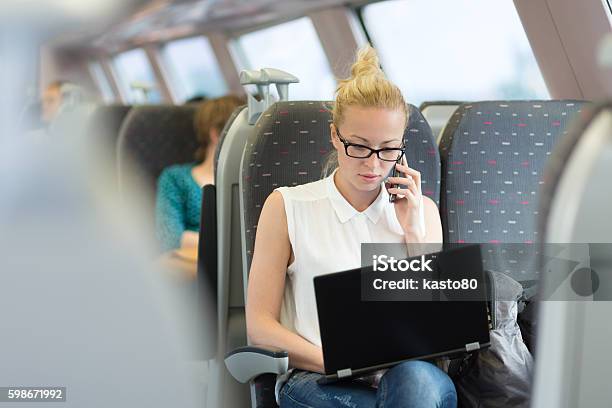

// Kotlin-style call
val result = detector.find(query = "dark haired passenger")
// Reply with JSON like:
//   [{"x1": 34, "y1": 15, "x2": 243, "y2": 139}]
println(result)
[
  {"x1": 185, "y1": 94, "x2": 209, "y2": 104},
  {"x1": 246, "y1": 46, "x2": 456, "y2": 407},
  {"x1": 155, "y1": 95, "x2": 244, "y2": 252}
]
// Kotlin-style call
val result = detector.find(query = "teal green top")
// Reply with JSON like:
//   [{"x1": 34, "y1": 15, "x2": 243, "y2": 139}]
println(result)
[{"x1": 155, "y1": 163, "x2": 202, "y2": 252}]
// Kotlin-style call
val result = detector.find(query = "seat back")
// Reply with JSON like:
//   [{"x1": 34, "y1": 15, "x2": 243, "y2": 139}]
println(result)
[
  {"x1": 196, "y1": 105, "x2": 247, "y2": 363},
  {"x1": 439, "y1": 100, "x2": 586, "y2": 284},
  {"x1": 532, "y1": 101, "x2": 612, "y2": 408},
  {"x1": 241, "y1": 103, "x2": 440, "y2": 274},
  {"x1": 214, "y1": 106, "x2": 251, "y2": 349},
  {"x1": 204, "y1": 105, "x2": 258, "y2": 408},
  {"x1": 87, "y1": 105, "x2": 132, "y2": 178},
  {"x1": 240, "y1": 101, "x2": 334, "y2": 408},
  {"x1": 419, "y1": 101, "x2": 462, "y2": 145},
  {"x1": 240, "y1": 101, "x2": 334, "y2": 276},
  {"x1": 206, "y1": 70, "x2": 302, "y2": 408},
  {"x1": 88, "y1": 104, "x2": 132, "y2": 150},
  {"x1": 116, "y1": 105, "x2": 198, "y2": 217}
]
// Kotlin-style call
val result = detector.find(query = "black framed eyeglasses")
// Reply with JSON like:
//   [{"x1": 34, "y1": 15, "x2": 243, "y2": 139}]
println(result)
[{"x1": 335, "y1": 127, "x2": 405, "y2": 162}]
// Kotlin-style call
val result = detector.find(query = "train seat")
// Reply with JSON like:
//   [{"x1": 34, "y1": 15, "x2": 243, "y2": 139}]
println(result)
[
  {"x1": 439, "y1": 100, "x2": 586, "y2": 279},
  {"x1": 203, "y1": 68, "x2": 300, "y2": 408},
  {"x1": 438, "y1": 100, "x2": 587, "y2": 354},
  {"x1": 201, "y1": 104, "x2": 253, "y2": 408},
  {"x1": 195, "y1": 104, "x2": 247, "y2": 366},
  {"x1": 116, "y1": 105, "x2": 198, "y2": 231},
  {"x1": 225, "y1": 101, "x2": 439, "y2": 407}
]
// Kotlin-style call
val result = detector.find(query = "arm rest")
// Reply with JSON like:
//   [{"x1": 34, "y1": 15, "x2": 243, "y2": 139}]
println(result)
[{"x1": 224, "y1": 345, "x2": 289, "y2": 383}]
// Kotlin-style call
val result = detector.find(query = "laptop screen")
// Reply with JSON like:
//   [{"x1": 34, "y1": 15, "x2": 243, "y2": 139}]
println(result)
[{"x1": 314, "y1": 245, "x2": 490, "y2": 376}]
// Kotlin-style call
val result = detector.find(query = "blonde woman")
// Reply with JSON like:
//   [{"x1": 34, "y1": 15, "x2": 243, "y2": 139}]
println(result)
[{"x1": 246, "y1": 46, "x2": 456, "y2": 407}]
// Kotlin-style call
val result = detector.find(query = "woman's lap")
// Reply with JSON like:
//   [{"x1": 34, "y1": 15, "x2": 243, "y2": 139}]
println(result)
[
  {"x1": 279, "y1": 360, "x2": 457, "y2": 408},
  {"x1": 279, "y1": 370, "x2": 376, "y2": 408},
  {"x1": 377, "y1": 360, "x2": 457, "y2": 408}
]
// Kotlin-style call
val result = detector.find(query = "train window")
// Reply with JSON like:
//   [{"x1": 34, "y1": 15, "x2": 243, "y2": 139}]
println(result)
[
  {"x1": 161, "y1": 37, "x2": 228, "y2": 102},
  {"x1": 112, "y1": 49, "x2": 163, "y2": 104},
  {"x1": 88, "y1": 62, "x2": 116, "y2": 103},
  {"x1": 233, "y1": 17, "x2": 336, "y2": 100},
  {"x1": 361, "y1": 0, "x2": 549, "y2": 105}
]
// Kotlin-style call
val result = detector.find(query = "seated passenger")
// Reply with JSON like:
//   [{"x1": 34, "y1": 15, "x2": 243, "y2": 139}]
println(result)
[
  {"x1": 246, "y1": 46, "x2": 455, "y2": 407},
  {"x1": 41, "y1": 80, "x2": 68, "y2": 124},
  {"x1": 155, "y1": 95, "x2": 244, "y2": 252}
]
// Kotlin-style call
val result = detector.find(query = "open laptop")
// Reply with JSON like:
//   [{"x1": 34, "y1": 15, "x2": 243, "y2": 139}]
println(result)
[{"x1": 313, "y1": 244, "x2": 491, "y2": 384}]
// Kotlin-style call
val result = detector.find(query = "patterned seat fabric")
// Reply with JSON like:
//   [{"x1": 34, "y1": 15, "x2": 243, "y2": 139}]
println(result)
[
  {"x1": 439, "y1": 100, "x2": 587, "y2": 283},
  {"x1": 538, "y1": 101, "x2": 603, "y2": 238},
  {"x1": 241, "y1": 101, "x2": 440, "y2": 269},
  {"x1": 117, "y1": 105, "x2": 199, "y2": 197},
  {"x1": 405, "y1": 104, "x2": 441, "y2": 206},
  {"x1": 517, "y1": 100, "x2": 595, "y2": 352}
]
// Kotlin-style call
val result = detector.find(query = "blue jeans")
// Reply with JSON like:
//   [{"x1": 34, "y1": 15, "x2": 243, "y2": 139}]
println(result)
[{"x1": 279, "y1": 360, "x2": 457, "y2": 408}]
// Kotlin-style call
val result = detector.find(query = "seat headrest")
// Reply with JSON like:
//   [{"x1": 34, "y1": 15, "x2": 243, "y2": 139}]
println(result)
[
  {"x1": 117, "y1": 105, "x2": 198, "y2": 195},
  {"x1": 241, "y1": 101, "x2": 333, "y2": 266},
  {"x1": 439, "y1": 100, "x2": 587, "y2": 245}
]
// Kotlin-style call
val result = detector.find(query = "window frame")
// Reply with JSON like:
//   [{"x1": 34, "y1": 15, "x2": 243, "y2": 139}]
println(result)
[
  {"x1": 355, "y1": 0, "x2": 550, "y2": 104},
  {"x1": 159, "y1": 35, "x2": 229, "y2": 102},
  {"x1": 88, "y1": 60, "x2": 117, "y2": 103},
  {"x1": 229, "y1": 15, "x2": 338, "y2": 101},
  {"x1": 111, "y1": 48, "x2": 164, "y2": 104}
]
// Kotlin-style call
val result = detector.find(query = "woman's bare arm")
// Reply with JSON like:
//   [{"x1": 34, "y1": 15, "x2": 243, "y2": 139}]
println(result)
[
  {"x1": 180, "y1": 231, "x2": 199, "y2": 249},
  {"x1": 246, "y1": 191, "x2": 324, "y2": 373}
]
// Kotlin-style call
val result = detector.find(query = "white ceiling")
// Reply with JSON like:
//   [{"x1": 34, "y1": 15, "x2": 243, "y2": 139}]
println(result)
[{"x1": 51, "y1": 0, "x2": 372, "y2": 52}]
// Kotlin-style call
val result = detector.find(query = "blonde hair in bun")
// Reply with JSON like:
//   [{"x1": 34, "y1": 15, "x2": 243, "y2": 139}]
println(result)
[{"x1": 332, "y1": 44, "x2": 408, "y2": 127}]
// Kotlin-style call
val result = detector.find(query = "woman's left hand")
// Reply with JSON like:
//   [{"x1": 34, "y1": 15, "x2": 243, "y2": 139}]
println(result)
[{"x1": 385, "y1": 155, "x2": 426, "y2": 241}]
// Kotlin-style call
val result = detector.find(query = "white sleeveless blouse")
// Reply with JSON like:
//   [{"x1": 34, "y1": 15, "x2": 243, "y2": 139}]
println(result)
[{"x1": 273, "y1": 170, "x2": 425, "y2": 401}]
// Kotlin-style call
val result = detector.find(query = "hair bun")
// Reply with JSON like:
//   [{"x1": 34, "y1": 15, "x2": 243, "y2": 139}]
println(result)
[
  {"x1": 332, "y1": 44, "x2": 408, "y2": 129},
  {"x1": 349, "y1": 45, "x2": 383, "y2": 79}
]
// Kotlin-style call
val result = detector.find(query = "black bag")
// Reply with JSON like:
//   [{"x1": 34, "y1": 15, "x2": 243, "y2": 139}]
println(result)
[{"x1": 454, "y1": 271, "x2": 533, "y2": 408}]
